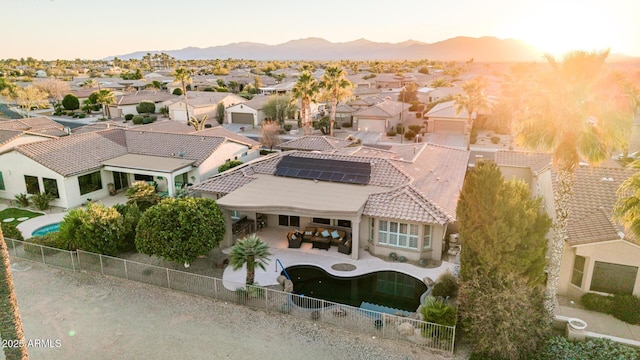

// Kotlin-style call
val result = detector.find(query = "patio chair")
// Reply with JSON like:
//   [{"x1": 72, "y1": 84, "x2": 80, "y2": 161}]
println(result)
[{"x1": 287, "y1": 231, "x2": 302, "y2": 248}]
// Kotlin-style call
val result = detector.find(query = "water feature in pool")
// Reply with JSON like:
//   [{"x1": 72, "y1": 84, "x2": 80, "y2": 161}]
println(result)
[
  {"x1": 31, "y1": 223, "x2": 60, "y2": 237},
  {"x1": 284, "y1": 265, "x2": 426, "y2": 312}
]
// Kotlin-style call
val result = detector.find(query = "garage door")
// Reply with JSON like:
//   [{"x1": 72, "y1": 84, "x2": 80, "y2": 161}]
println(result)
[
  {"x1": 172, "y1": 109, "x2": 187, "y2": 121},
  {"x1": 231, "y1": 112, "x2": 254, "y2": 125},
  {"x1": 434, "y1": 120, "x2": 465, "y2": 134},
  {"x1": 357, "y1": 119, "x2": 386, "y2": 133}
]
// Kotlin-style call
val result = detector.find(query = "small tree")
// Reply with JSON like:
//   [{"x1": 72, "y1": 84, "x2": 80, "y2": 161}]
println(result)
[
  {"x1": 56, "y1": 202, "x2": 125, "y2": 256},
  {"x1": 229, "y1": 234, "x2": 271, "y2": 285},
  {"x1": 215, "y1": 102, "x2": 225, "y2": 124},
  {"x1": 125, "y1": 181, "x2": 160, "y2": 212},
  {"x1": 172, "y1": 88, "x2": 183, "y2": 96},
  {"x1": 218, "y1": 160, "x2": 243, "y2": 173},
  {"x1": 260, "y1": 120, "x2": 281, "y2": 150},
  {"x1": 262, "y1": 95, "x2": 296, "y2": 124},
  {"x1": 62, "y1": 94, "x2": 80, "y2": 111},
  {"x1": 136, "y1": 101, "x2": 156, "y2": 115},
  {"x1": 135, "y1": 197, "x2": 226, "y2": 267},
  {"x1": 188, "y1": 114, "x2": 208, "y2": 131}
]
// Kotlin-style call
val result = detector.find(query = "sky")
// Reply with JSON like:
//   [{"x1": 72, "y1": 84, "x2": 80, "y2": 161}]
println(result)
[{"x1": 2, "y1": 0, "x2": 638, "y2": 60}]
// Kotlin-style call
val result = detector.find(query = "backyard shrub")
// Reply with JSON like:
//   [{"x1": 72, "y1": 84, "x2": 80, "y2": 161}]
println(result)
[
  {"x1": 536, "y1": 336, "x2": 639, "y2": 360},
  {"x1": 386, "y1": 130, "x2": 397, "y2": 137},
  {"x1": 14, "y1": 193, "x2": 30, "y2": 207},
  {"x1": 131, "y1": 115, "x2": 144, "y2": 125},
  {"x1": 62, "y1": 93, "x2": 79, "y2": 110},
  {"x1": 409, "y1": 125, "x2": 422, "y2": 134},
  {"x1": 57, "y1": 202, "x2": 125, "y2": 255},
  {"x1": 172, "y1": 88, "x2": 183, "y2": 95},
  {"x1": 610, "y1": 295, "x2": 640, "y2": 324},
  {"x1": 24, "y1": 233, "x2": 63, "y2": 255},
  {"x1": 404, "y1": 130, "x2": 416, "y2": 141},
  {"x1": 218, "y1": 160, "x2": 243, "y2": 173},
  {"x1": 491, "y1": 136, "x2": 500, "y2": 144},
  {"x1": 420, "y1": 297, "x2": 456, "y2": 337},
  {"x1": 1, "y1": 223, "x2": 24, "y2": 241},
  {"x1": 260, "y1": 149, "x2": 277, "y2": 156},
  {"x1": 431, "y1": 271, "x2": 459, "y2": 298},
  {"x1": 159, "y1": 106, "x2": 169, "y2": 115},
  {"x1": 581, "y1": 292, "x2": 614, "y2": 314},
  {"x1": 136, "y1": 101, "x2": 156, "y2": 115},
  {"x1": 113, "y1": 203, "x2": 142, "y2": 252},
  {"x1": 142, "y1": 116, "x2": 153, "y2": 124},
  {"x1": 78, "y1": 113, "x2": 86, "y2": 118},
  {"x1": 149, "y1": 115, "x2": 157, "y2": 122},
  {"x1": 124, "y1": 114, "x2": 134, "y2": 121},
  {"x1": 31, "y1": 192, "x2": 55, "y2": 211},
  {"x1": 125, "y1": 181, "x2": 160, "y2": 212}
]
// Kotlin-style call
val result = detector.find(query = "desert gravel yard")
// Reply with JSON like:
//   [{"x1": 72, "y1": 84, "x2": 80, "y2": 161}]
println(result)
[{"x1": 2, "y1": 260, "x2": 466, "y2": 360}]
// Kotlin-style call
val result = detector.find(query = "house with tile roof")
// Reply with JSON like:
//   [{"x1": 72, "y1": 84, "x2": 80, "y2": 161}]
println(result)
[
  {"x1": 191, "y1": 143, "x2": 469, "y2": 261},
  {"x1": 0, "y1": 126, "x2": 260, "y2": 209},
  {"x1": 0, "y1": 117, "x2": 68, "y2": 153},
  {"x1": 108, "y1": 91, "x2": 178, "y2": 118},
  {"x1": 496, "y1": 151, "x2": 640, "y2": 297},
  {"x1": 424, "y1": 100, "x2": 472, "y2": 135},
  {"x1": 352, "y1": 99, "x2": 411, "y2": 133},
  {"x1": 277, "y1": 136, "x2": 353, "y2": 152},
  {"x1": 225, "y1": 95, "x2": 272, "y2": 126},
  {"x1": 167, "y1": 92, "x2": 247, "y2": 122}
]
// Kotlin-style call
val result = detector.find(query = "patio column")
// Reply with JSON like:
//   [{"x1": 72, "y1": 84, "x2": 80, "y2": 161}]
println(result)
[
  {"x1": 351, "y1": 216, "x2": 360, "y2": 260},
  {"x1": 221, "y1": 210, "x2": 233, "y2": 248},
  {"x1": 167, "y1": 175, "x2": 176, "y2": 197}
]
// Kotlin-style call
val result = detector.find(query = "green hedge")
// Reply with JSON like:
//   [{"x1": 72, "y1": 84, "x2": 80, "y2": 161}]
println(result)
[
  {"x1": 581, "y1": 292, "x2": 640, "y2": 325},
  {"x1": 536, "y1": 336, "x2": 639, "y2": 360}
]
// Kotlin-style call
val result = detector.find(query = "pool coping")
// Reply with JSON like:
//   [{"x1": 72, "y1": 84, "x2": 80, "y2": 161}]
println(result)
[{"x1": 16, "y1": 212, "x2": 67, "y2": 239}]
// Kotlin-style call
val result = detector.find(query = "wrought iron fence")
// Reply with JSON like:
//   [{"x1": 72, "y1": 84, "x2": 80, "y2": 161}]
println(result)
[{"x1": 4, "y1": 239, "x2": 455, "y2": 353}]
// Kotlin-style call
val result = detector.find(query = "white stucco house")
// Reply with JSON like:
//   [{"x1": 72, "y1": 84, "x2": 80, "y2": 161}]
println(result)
[
  {"x1": 0, "y1": 117, "x2": 68, "y2": 153},
  {"x1": 108, "y1": 91, "x2": 177, "y2": 118},
  {"x1": 0, "y1": 123, "x2": 260, "y2": 209},
  {"x1": 168, "y1": 92, "x2": 247, "y2": 122},
  {"x1": 352, "y1": 99, "x2": 411, "y2": 133},
  {"x1": 226, "y1": 95, "x2": 272, "y2": 126}
]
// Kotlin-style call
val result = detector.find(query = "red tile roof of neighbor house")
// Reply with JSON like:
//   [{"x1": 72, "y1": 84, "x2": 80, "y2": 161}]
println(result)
[
  {"x1": 278, "y1": 136, "x2": 353, "y2": 151},
  {"x1": 192, "y1": 143, "x2": 470, "y2": 224},
  {"x1": 0, "y1": 129, "x2": 25, "y2": 146}
]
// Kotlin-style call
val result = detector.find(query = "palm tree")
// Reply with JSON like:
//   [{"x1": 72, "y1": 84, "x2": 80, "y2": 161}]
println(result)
[
  {"x1": 614, "y1": 171, "x2": 640, "y2": 238},
  {"x1": 515, "y1": 50, "x2": 635, "y2": 318},
  {"x1": 0, "y1": 227, "x2": 29, "y2": 360},
  {"x1": 320, "y1": 65, "x2": 352, "y2": 136},
  {"x1": 291, "y1": 70, "x2": 319, "y2": 136},
  {"x1": 173, "y1": 67, "x2": 192, "y2": 121},
  {"x1": 94, "y1": 89, "x2": 115, "y2": 119},
  {"x1": 429, "y1": 78, "x2": 453, "y2": 88},
  {"x1": 229, "y1": 234, "x2": 271, "y2": 286},
  {"x1": 454, "y1": 76, "x2": 490, "y2": 150}
]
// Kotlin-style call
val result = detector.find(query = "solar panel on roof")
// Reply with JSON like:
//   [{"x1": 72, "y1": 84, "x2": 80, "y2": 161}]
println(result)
[{"x1": 274, "y1": 155, "x2": 370, "y2": 185}]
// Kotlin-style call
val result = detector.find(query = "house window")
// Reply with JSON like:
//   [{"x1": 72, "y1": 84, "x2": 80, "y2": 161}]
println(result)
[
  {"x1": 231, "y1": 210, "x2": 241, "y2": 220},
  {"x1": 571, "y1": 255, "x2": 586, "y2": 287},
  {"x1": 278, "y1": 215, "x2": 300, "y2": 228},
  {"x1": 0, "y1": 171, "x2": 4, "y2": 190},
  {"x1": 78, "y1": 171, "x2": 103, "y2": 195},
  {"x1": 312, "y1": 217, "x2": 331, "y2": 225},
  {"x1": 242, "y1": 152, "x2": 248, "y2": 157},
  {"x1": 134, "y1": 174, "x2": 154, "y2": 182},
  {"x1": 24, "y1": 175, "x2": 40, "y2": 194},
  {"x1": 334, "y1": 219, "x2": 352, "y2": 228},
  {"x1": 43, "y1": 178, "x2": 59, "y2": 199},
  {"x1": 369, "y1": 218, "x2": 375, "y2": 241},
  {"x1": 423, "y1": 225, "x2": 432, "y2": 250},
  {"x1": 378, "y1": 220, "x2": 419, "y2": 250},
  {"x1": 590, "y1": 261, "x2": 638, "y2": 295}
]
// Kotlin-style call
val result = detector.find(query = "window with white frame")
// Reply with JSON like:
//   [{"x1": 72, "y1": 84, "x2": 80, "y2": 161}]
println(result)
[
  {"x1": 423, "y1": 225, "x2": 432, "y2": 250},
  {"x1": 231, "y1": 210, "x2": 241, "y2": 220},
  {"x1": 369, "y1": 218, "x2": 375, "y2": 241},
  {"x1": 378, "y1": 220, "x2": 419, "y2": 250}
]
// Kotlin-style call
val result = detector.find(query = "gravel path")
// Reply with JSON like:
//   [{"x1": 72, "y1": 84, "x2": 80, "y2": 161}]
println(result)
[{"x1": 3, "y1": 260, "x2": 467, "y2": 360}]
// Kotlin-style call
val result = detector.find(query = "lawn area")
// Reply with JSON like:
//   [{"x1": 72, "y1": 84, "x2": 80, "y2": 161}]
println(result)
[{"x1": 0, "y1": 208, "x2": 44, "y2": 227}]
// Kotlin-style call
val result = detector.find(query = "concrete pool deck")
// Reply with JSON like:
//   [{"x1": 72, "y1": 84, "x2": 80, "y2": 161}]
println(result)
[{"x1": 16, "y1": 212, "x2": 67, "y2": 239}]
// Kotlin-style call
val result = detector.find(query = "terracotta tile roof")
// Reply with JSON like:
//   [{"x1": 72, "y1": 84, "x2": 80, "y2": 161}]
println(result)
[
  {"x1": 425, "y1": 100, "x2": 472, "y2": 119},
  {"x1": 363, "y1": 185, "x2": 450, "y2": 224},
  {"x1": 0, "y1": 117, "x2": 63, "y2": 132},
  {"x1": 565, "y1": 165, "x2": 638, "y2": 245},
  {"x1": 196, "y1": 127, "x2": 260, "y2": 147},
  {"x1": 395, "y1": 144, "x2": 470, "y2": 219},
  {"x1": 278, "y1": 136, "x2": 353, "y2": 151},
  {"x1": 71, "y1": 122, "x2": 128, "y2": 135},
  {"x1": 115, "y1": 91, "x2": 177, "y2": 106},
  {"x1": 331, "y1": 145, "x2": 398, "y2": 159},
  {"x1": 0, "y1": 130, "x2": 24, "y2": 145},
  {"x1": 495, "y1": 150, "x2": 551, "y2": 174},
  {"x1": 123, "y1": 131, "x2": 225, "y2": 166},
  {"x1": 135, "y1": 121, "x2": 195, "y2": 134}
]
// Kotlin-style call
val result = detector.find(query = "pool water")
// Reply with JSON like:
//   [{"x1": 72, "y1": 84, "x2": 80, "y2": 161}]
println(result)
[
  {"x1": 31, "y1": 223, "x2": 60, "y2": 237},
  {"x1": 284, "y1": 265, "x2": 427, "y2": 312}
]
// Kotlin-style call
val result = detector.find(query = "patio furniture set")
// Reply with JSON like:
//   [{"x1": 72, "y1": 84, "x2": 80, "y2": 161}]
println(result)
[{"x1": 287, "y1": 226, "x2": 352, "y2": 255}]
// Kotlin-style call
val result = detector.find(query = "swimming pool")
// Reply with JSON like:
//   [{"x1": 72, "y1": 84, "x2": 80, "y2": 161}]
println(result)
[
  {"x1": 31, "y1": 223, "x2": 60, "y2": 237},
  {"x1": 284, "y1": 265, "x2": 427, "y2": 312}
]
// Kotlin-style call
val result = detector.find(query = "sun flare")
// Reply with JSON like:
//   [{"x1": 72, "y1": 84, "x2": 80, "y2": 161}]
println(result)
[{"x1": 504, "y1": 3, "x2": 622, "y2": 57}]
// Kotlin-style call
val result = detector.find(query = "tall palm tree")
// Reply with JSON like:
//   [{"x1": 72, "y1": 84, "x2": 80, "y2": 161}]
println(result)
[
  {"x1": 94, "y1": 89, "x2": 115, "y2": 119},
  {"x1": 0, "y1": 227, "x2": 29, "y2": 360},
  {"x1": 515, "y1": 50, "x2": 635, "y2": 318},
  {"x1": 429, "y1": 78, "x2": 453, "y2": 88},
  {"x1": 614, "y1": 171, "x2": 640, "y2": 238},
  {"x1": 173, "y1": 67, "x2": 192, "y2": 121},
  {"x1": 454, "y1": 76, "x2": 490, "y2": 150},
  {"x1": 229, "y1": 234, "x2": 271, "y2": 286},
  {"x1": 320, "y1": 65, "x2": 352, "y2": 137},
  {"x1": 291, "y1": 71, "x2": 318, "y2": 136}
]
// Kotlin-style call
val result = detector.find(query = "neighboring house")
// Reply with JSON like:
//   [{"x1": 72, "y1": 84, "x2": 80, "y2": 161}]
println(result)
[
  {"x1": 168, "y1": 92, "x2": 247, "y2": 122},
  {"x1": 374, "y1": 74, "x2": 416, "y2": 89},
  {"x1": 259, "y1": 81, "x2": 296, "y2": 95},
  {"x1": 352, "y1": 99, "x2": 411, "y2": 133},
  {"x1": 225, "y1": 95, "x2": 272, "y2": 126},
  {"x1": 496, "y1": 151, "x2": 640, "y2": 297},
  {"x1": 334, "y1": 104, "x2": 357, "y2": 127},
  {"x1": 278, "y1": 136, "x2": 353, "y2": 152},
  {"x1": 191, "y1": 143, "x2": 470, "y2": 261},
  {"x1": 0, "y1": 117, "x2": 68, "y2": 152},
  {"x1": 424, "y1": 100, "x2": 472, "y2": 135},
  {"x1": 418, "y1": 87, "x2": 461, "y2": 104},
  {"x1": 0, "y1": 126, "x2": 260, "y2": 209},
  {"x1": 108, "y1": 91, "x2": 177, "y2": 118}
]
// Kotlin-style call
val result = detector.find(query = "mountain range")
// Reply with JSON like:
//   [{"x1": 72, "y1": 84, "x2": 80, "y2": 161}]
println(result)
[{"x1": 108, "y1": 36, "x2": 549, "y2": 63}]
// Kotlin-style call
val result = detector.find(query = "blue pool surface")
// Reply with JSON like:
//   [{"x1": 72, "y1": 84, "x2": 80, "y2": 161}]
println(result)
[
  {"x1": 31, "y1": 223, "x2": 60, "y2": 237},
  {"x1": 284, "y1": 265, "x2": 427, "y2": 312}
]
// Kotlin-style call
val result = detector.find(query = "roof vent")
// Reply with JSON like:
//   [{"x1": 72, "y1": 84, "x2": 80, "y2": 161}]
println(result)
[{"x1": 178, "y1": 151, "x2": 186, "y2": 158}]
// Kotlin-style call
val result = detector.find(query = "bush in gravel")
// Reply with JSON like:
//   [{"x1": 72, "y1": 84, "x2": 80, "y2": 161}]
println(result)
[
  {"x1": 404, "y1": 130, "x2": 416, "y2": 141},
  {"x1": 125, "y1": 114, "x2": 134, "y2": 121},
  {"x1": 431, "y1": 271, "x2": 459, "y2": 298},
  {"x1": 409, "y1": 125, "x2": 422, "y2": 134},
  {"x1": 132, "y1": 115, "x2": 144, "y2": 125}
]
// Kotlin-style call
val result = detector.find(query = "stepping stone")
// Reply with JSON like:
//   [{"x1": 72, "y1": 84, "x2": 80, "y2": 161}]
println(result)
[
  {"x1": 17, "y1": 217, "x2": 29, "y2": 221},
  {"x1": 2, "y1": 217, "x2": 15, "y2": 222}
]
